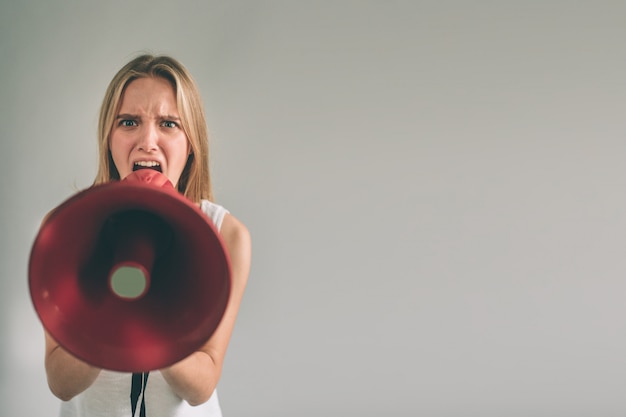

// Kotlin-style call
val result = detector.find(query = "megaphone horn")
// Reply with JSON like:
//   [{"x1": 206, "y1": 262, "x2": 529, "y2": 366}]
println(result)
[{"x1": 28, "y1": 169, "x2": 231, "y2": 372}]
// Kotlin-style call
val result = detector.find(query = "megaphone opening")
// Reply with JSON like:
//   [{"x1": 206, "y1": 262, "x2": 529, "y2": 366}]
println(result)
[
  {"x1": 110, "y1": 265, "x2": 148, "y2": 299},
  {"x1": 102, "y1": 209, "x2": 173, "y2": 300}
]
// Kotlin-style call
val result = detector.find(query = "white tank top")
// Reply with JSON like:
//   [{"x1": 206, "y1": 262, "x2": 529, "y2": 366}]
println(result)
[{"x1": 59, "y1": 200, "x2": 229, "y2": 417}]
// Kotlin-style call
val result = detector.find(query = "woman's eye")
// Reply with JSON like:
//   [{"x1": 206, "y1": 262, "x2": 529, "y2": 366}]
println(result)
[
  {"x1": 162, "y1": 120, "x2": 178, "y2": 128},
  {"x1": 119, "y1": 120, "x2": 137, "y2": 127}
]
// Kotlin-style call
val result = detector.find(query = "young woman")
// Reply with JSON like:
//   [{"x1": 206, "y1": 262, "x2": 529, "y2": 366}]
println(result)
[{"x1": 43, "y1": 54, "x2": 251, "y2": 417}]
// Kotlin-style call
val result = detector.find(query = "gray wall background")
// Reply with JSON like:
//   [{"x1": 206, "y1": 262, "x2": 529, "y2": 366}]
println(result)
[{"x1": 2, "y1": 1, "x2": 626, "y2": 416}]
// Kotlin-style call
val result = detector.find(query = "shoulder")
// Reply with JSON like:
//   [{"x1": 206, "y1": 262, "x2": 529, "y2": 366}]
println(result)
[
  {"x1": 199, "y1": 200, "x2": 229, "y2": 228},
  {"x1": 220, "y1": 213, "x2": 251, "y2": 260},
  {"x1": 220, "y1": 213, "x2": 251, "y2": 290},
  {"x1": 198, "y1": 200, "x2": 251, "y2": 275}
]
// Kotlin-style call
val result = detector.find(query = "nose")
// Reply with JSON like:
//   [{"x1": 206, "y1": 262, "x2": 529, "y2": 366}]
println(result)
[{"x1": 137, "y1": 124, "x2": 159, "y2": 152}]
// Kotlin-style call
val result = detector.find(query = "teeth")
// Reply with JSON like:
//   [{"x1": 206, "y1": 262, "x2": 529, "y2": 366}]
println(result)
[{"x1": 134, "y1": 161, "x2": 160, "y2": 167}]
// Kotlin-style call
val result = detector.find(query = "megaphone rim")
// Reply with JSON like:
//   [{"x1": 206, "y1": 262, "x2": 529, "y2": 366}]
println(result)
[{"x1": 28, "y1": 178, "x2": 232, "y2": 372}]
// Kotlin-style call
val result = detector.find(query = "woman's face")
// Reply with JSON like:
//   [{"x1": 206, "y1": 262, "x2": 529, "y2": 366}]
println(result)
[{"x1": 109, "y1": 76, "x2": 190, "y2": 187}]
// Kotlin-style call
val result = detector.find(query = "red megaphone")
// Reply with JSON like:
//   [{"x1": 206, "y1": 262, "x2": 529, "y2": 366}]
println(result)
[{"x1": 28, "y1": 170, "x2": 231, "y2": 372}]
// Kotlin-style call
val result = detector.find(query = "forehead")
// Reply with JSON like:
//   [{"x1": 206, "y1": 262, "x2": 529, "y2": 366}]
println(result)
[{"x1": 119, "y1": 77, "x2": 178, "y2": 111}]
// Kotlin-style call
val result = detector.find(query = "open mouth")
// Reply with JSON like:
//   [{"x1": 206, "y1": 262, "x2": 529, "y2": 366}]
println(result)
[{"x1": 133, "y1": 161, "x2": 162, "y2": 173}]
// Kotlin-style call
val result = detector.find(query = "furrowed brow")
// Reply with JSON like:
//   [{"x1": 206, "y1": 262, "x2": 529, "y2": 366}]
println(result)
[
  {"x1": 159, "y1": 115, "x2": 181, "y2": 121},
  {"x1": 116, "y1": 113, "x2": 140, "y2": 120}
]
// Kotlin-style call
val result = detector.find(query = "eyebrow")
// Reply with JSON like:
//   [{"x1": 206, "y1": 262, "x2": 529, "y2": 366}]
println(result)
[
  {"x1": 159, "y1": 115, "x2": 181, "y2": 121},
  {"x1": 116, "y1": 113, "x2": 181, "y2": 121},
  {"x1": 116, "y1": 114, "x2": 139, "y2": 120}
]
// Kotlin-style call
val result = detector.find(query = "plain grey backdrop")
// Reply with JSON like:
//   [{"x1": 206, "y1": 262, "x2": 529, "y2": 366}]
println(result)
[{"x1": 2, "y1": 1, "x2": 626, "y2": 416}]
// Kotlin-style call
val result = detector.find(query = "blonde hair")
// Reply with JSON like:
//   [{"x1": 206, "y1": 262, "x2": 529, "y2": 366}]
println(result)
[{"x1": 94, "y1": 54, "x2": 213, "y2": 202}]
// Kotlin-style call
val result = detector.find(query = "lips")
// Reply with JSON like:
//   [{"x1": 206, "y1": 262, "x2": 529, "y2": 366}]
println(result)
[{"x1": 133, "y1": 161, "x2": 162, "y2": 173}]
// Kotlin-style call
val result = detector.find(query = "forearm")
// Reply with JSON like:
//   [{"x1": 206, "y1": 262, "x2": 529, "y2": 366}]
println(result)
[
  {"x1": 160, "y1": 350, "x2": 220, "y2": 406},
  {"x1": 45, "y1": 345, "x2": 101, "y2": 401},
  {"x1": 160, "y1": 214, "x2": 250, "y2": 407}
]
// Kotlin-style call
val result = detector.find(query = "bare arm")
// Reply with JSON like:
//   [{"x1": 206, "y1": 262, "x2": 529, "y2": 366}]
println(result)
[
  {"x1": 160, "y1": 212, "x2": 252, "y2": 406},
  {"x1": 44, "y1": 331, "x2": 102, "y2": 401},
  {"x1": 42, "y1": 206, "x2": 101, "y2": 401}
]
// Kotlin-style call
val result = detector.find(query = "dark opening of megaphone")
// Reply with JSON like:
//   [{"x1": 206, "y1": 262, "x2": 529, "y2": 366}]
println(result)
[{"x1": 103, "y1": 210, "x2": 174, "y2": 300}]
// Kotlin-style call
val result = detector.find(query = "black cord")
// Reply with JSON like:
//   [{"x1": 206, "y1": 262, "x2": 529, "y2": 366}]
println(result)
[{"x1": 131, "y1": 372, "x2": 149, "y2": 417}]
